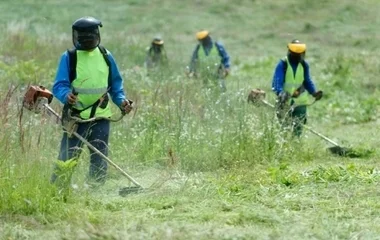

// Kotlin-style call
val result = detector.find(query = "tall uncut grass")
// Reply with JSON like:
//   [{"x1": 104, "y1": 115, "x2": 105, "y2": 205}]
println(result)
[{"x1": 1, "y1": 0, "x2": 380, "y2": 239}]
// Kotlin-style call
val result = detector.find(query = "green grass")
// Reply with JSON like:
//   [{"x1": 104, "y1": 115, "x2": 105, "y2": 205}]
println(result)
[{"x1": 1, "y1": 0, "x2": 380, "y2": 239}]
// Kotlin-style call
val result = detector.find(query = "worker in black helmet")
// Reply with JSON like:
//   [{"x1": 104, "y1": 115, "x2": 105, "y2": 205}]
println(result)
[
  {"x1": 271, "y1": 39, "x2": 323, "y2": 137},
  {"x1": 144, "y1": 37, "x2": 168, "y2": 71},
  {"x1": 51, "y1": 16, "x2": 133, "y2": 188}
]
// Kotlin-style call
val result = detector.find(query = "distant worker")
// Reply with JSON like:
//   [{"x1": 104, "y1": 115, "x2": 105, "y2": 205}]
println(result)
[
  {"x1": 271, "y1": 39, "x2": 323, "y2": 137},
  {"x1": 188, "y1": 30, "x2": 230, "y2": 92},
  {"x1": 145, "y1": 37, "x2": 168, "y2": 71}
]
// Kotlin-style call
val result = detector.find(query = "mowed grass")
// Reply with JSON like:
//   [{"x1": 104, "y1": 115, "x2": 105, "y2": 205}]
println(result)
[{"x1": 0, "y1": 0, "x2": 380, "y2": 239}]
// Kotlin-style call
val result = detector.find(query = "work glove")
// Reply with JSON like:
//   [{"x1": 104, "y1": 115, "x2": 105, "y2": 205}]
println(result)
[
  {"x1": 185, "y1": 66, "x2": 195, "y2": 78},
  {"x1": 223, "y1": 68, "x2": 230, "y2": 77},
  {"x1": 313, "y1": 90, "x2": 323, "y2": 101},
  {"x1": 66, "y1": 92, "x2": 77, "y2": 105},
  {"x1": 121, "y1": 99, "x2": 133, "y2": 114},
  {"x1": 291, "y1": 85, "x2": 306, "y2": 98},
  {"x1": 188, "y1": 71, "x2": 195, "y2": 78},
  {"x1": 292, "y1": 90, "x2": 301, "y2": 98},
  {"x1": 278, "y1": 91, "x2": 290, "y2": 104}
]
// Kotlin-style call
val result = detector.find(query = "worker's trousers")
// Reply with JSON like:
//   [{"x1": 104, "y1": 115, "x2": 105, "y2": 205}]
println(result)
[
  {"x1": 289, "y1": 105, "x2": 307, "y2": 137},
  {"x1": 51, "y1": 119, "x2": 110, "y2": 184}
]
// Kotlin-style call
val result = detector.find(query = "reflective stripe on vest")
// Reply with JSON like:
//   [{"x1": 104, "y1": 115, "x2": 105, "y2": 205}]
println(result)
[
  {"x1": 284, "y1": 57, "x2": 308, "y2": 105},
  {"x1": 71, "y1": 48, "x2": 112, "y2": 119},
  {"x1": 198, "y1": 44, "x2": 220, "y2": 76},
  {"x1": 74, "y1": 87, "x2": 108, "y2": 95}
]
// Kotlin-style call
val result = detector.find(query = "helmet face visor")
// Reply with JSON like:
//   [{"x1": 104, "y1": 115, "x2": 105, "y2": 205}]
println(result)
[
  {"x1": 287, "y1": 51, "x2": 305, "y2": 62},
  {"x1": 73, "y1": 29, "x2": 100, "y2": 50},
  {"x1": 152, "y1": 44, "x2": 163, "y2": 53}
]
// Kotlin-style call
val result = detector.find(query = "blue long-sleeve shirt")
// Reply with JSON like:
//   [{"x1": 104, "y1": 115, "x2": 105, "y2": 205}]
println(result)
[
  {"x1": 271, "y1": 59, "x2": 316, "y2": 96},
  {"x1": 189, "y1": 41, "x2": 230, "y2": 72},
  {"x1": 52, "y1": 49, "x2": 126, "y2": 107}
]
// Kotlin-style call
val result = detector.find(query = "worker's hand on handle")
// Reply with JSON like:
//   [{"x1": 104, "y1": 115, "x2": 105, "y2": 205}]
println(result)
[
  {"x1": 313, "y1": 90, "x2": 323, "y2": 101},
  {"x1": 66, "y1": 92, "x2": 78, "y2": 105},
  {"x1": 185, "y1": 66, "x2": 196, "y2": 78},
  {"x1": 292, "y1": 90, "x2": 301, "y2": 98},
  {"x1": 121, "y1": 99, "x2": 133, "y2": 115},
  {"x1": 278, "y1": 91, "x2": 290, "y2": 104},
  {"x1": 223, "y1": 68, "x2": 230, "y2": 77}
]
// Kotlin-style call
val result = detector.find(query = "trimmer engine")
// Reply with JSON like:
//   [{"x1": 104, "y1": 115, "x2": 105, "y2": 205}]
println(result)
[
  {"x1": 23, "y1": 85, "x2": 53, "y2": 113},
  {"x1": 247, "y1": 88, "x2": 266, "y2": 104}
]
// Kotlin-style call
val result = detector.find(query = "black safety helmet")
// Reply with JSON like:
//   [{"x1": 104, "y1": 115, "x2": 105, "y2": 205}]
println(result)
[{"x1": 72, "y1": 16, "x2": 102, "y2": 50}]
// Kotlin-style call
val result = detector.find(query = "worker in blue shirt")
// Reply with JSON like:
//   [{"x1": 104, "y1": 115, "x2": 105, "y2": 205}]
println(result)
[
  {"x1": 51, "y1": 16, "x2": 133, "y2": 187},
  {"x1": 271, "y1": 39, "x2": 323, "y2": 137},
  {"x1": 188, "y1": 30, "x2": 230, "y2": 92}
]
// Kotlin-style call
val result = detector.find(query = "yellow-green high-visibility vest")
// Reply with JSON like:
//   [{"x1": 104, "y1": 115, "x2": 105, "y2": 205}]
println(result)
[
  {"x1": 71, "y1": 48, "x2": 112, "y2": 119},
  {"x1": 197, "y1": 44, "x2": 220, "y2": 77},
  {"x1": 284, "y1": 57, "x2": 308, "y2": 105}
]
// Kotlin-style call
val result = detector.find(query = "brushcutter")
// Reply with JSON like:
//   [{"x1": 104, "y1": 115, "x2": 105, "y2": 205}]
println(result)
[
  {"x1": 22, "y1": 85, "x2": 144, "y2": 194},
  {"x1": 247, "y1": 88, "x2": 370, "y2": 158}
]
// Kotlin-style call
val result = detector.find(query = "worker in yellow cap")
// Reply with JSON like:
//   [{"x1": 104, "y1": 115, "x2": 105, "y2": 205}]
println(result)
[
  {"x1": 145, "y1": 37, "x2": 168, "y2": 71},
  {"x1": 271, "y1": 39, "x2": 323, "y2": 137},
  {"x1": 188, "y1": 30, "x2": 230, "y2": 92}
]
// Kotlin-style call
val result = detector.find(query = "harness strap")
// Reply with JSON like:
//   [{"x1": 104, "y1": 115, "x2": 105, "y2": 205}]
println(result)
[{"x1": 71, "y1": 93, "x2": 109, "y2": 119}]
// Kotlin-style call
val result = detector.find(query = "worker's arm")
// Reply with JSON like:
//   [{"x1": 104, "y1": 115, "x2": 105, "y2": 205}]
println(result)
[
  {"x1": 106, "y1": 51, "x2": 127, "y2": 107},
  {"x1": 52, "y1": 52, "x2": 72, "y2": 104},
  {"x1": 189, "y1": 44, "x2": 200, "y2": 73},
  {"x1": 302, "y1": 61, "x2": 317, "y2": 95},
  {"x1": 271, "y1": 60, "x2": 286, "y2": 95},
  {"x1": 215, "y1": 42, "x2": 230, "y2": 69},
  {"x1": 144, "y1": 47, "x2": 153, "y2": 68}
]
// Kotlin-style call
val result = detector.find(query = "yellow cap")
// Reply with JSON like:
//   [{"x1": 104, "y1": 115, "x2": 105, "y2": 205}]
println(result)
[
  {"x1": 196, "y1": 30, "x2": 209, "y2": 40},
  {"x1": 288, "y1": 42, "x2": 306, "y2": 53},
  {"x1": 152, "y1": 37, "x2": 164, "y2": 45}
]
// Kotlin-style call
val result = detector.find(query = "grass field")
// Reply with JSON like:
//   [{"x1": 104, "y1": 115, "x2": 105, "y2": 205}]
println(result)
[{"x1": 1, "y1": 0, "x2": 380, "y2": 239}]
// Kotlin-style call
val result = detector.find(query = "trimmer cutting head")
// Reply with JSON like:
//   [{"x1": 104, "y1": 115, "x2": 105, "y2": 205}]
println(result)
[
  {"x1": 328, "y1": 146, "x2": 374, "y2": 158},
  {"x1": 119, "y1": 186, "x2": 144, "y2": 197}
]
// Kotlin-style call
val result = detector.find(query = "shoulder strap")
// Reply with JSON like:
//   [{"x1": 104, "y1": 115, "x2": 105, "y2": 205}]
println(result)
[
  {"x1": 67, "y1": 48, "x2": 77, "y2": 83},
  {"x1": 68, "y1": 46, "x2": 111, "y2": 85},
  {"x1": 98, "y1": 45, "x2": 112, "y2": 86},
  {"x1": 98, "y1": 45, "x2": 111, "y2": 67},
  {"x1": 281, "y1": 58, "x2": 306, "y2": 82},
  {"x1": 300, "y1": 59, "x2": 306, "y2": 69}
]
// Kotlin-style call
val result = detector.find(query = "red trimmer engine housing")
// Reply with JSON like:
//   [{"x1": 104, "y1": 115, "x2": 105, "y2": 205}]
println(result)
[
  {"x1": 23, "y1": 85, "x2": 53, "y2": 113},
  {"x1": 247, "y1": 88, "x2": 266, "y2": 104}
]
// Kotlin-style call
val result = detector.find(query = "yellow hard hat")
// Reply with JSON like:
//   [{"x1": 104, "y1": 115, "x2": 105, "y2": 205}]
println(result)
[
  {"x1": 287, "y1": 39, "x2": 306, "y2": 54},
  {"x1": 152, "y1": 37, "x2": 164, "y2": 45},
  {"x1": 196, "y1": 30, "x2": 209, "y2": 40}
]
